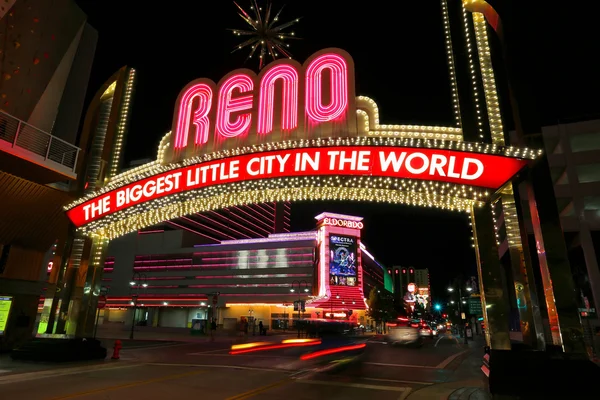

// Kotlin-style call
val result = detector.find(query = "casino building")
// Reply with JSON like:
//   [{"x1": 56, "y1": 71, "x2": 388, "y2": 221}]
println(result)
[{"x1": 97, "y1": 213, "x2": 392, "y2": 331}]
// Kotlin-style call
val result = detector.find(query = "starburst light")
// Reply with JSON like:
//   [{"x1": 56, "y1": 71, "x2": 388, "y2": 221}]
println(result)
[{"x1": 229, "y1": 0, "x2": 301, "y2": 69}]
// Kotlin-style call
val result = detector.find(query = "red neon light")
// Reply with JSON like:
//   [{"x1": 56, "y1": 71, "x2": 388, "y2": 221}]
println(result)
[
  {"x1": 300, "y1": 343, "x2": 366, "y2": 360},
  {"x1": 66, "y1": 146, "x2": 529, "y2": 227},
  {"x1": 305, "y1": 54, "x2": 348, "y2": 123},
  {"x1": 258, "y1": 64, "x2": 298, "y2": 134},
  {"x1": 216, "y1": 74, "x2": 254, "y2": 139},
  {"x1": 171, "y1": 50, "x2": 352, "y2": 155},
  {"x1": 229, "y1": 340, "x2": 321, "y2": 355},
  {"x1": 174, "y1": 83, "x2": 213, "y2": 149}
]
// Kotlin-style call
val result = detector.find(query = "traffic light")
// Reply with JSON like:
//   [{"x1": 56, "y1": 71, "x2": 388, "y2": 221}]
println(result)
[{"x1": 434, "y1": 304, "x2": 442, "y2": 311}]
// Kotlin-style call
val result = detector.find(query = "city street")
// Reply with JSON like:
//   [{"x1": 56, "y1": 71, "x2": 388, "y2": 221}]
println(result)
[{"x1": 0, "y1": 334, "x2": 487, "y2": 399}]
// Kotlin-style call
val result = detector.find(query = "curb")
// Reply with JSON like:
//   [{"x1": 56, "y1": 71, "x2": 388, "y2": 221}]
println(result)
[{"x1": 0, "y1": 361, "x2": 140, "y2": 385}]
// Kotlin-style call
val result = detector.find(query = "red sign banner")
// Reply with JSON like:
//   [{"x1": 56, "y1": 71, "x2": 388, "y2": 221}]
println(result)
[
  {"x1": 97, "y1": 295, "x2": 107, "y2": 309},
  {"x1": 66, "y1": 146, "x2": 528, "y2": 228}
]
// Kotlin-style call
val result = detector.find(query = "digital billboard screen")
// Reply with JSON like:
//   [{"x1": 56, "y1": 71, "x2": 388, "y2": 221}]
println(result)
[{"x1": 329, "y1": 234, "x2": 358, "y2": 286}]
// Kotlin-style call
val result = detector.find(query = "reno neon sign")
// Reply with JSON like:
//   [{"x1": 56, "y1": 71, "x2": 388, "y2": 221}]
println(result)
[
  {"x1": 169, "y1": 49, "x2": 356, "y2": 161},
  {"x1": 64, "y1": 47, "x2": 540, "y2": 239}
]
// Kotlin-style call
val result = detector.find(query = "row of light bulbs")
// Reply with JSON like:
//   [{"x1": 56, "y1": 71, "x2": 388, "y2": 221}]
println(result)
[
  {"x1": 108, "y1": 68, "x2": 136, "y2": 179},
  {"x1": 81, "y1": 177, "x2": 486, "y2": 239}
]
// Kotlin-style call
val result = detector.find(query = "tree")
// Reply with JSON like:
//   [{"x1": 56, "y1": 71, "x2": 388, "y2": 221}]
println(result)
[{"x1": 367, "y1": 287, "x2": 397, "y2": 332}]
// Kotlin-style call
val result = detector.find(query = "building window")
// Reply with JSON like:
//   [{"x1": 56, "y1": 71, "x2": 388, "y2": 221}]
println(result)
[
  {"x1": 576, "y1": 164, "x2": 600, "y2": 183},
  {"x1": 583, "y1": 196, "x2": 600, "y2": 213},
  {"x1": 570, "y1": 132, "x2": 600, "y2": 152}
]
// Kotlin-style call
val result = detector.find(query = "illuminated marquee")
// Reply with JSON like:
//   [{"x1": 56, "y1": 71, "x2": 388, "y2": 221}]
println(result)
[
  {"x1": 66, "y1": 146, "x2": 529, "y2": 227},
  {"x1": 65, "y1": 48, "x2": 541, "y2": 239}
]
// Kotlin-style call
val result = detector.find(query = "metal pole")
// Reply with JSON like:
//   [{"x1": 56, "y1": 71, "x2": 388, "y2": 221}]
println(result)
[
  {"x1": 459, "y1": 287, "x2": 468, "y2": 345},
  {"x1": 129, "y1": 296, "x2": 137, "y2": 340},
  {"x1": 93, "y1": 308, "x2": 100, "y2": 339}
]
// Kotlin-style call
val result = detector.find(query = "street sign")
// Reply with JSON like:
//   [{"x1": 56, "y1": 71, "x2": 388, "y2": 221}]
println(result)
[
  {"x1": 97, "y1": 295, "x2": 107, "y2": 309},
  {"x1": 468, "y1": 297, "x2": 482, "y2": 315}
]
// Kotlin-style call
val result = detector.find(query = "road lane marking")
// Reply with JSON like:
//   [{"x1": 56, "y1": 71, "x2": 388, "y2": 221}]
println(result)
[
  {"x1": 398, "y1": 387, "x2": 412, "y2": 400},
  {"x1": 145, "y1": 363, "x2": 285, "y2": 372},
  {"x1": 364, "y1": 362, "x2": 437, "y2": 369},
  {"x1": 187, "y1": 348, "x2": 231, "y2": 354},
  {"x1": 188, "y1": 353, "x2": 296, "y2": 359},
  {"x1": 434, "y1": 334, "x2": 460, "y2": 347},
  {"x1": 363, "y1": 377, "x2": 434, "y2": 386},
  {"x1": 435, "y1": 349, "x2": 469, "y2": 369},
  {"x1": 49, "y1": 368, "x2": 206, "y2": 399},
  {"x1": 0, "y1": 363, "x2": 142, "y2": 385},
  {"x1": 225, "y1": 379, "x2": 290, "y2": 400},
  {"x1": 298, "y1": 380, "x2": 409, "y2": 392}
]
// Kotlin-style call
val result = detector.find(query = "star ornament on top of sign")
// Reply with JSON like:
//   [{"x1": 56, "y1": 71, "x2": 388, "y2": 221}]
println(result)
[{"x1": 228, "y1": 0, "x2": 301, "y2": 69}]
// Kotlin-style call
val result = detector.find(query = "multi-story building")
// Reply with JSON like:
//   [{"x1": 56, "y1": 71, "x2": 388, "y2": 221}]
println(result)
[
  {"x1": 510, "y1": 119, "x2": 600, "y2": 349},
  {"x1": 388, "y1": 267, "x2": 430, "y2": 312},
  {"x1": 94, "y1": 213, "x2": 392, "y2": 332},
  {"x1": 0, "y1": 0, "x2": 97, "y2": 350},
  {"x1": 414, "y1": 268, "x2": 430, "y2": 290}
]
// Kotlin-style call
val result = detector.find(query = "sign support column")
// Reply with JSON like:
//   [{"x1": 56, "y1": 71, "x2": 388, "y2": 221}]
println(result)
[
  {"x1": 472, "y1": 202, "x2": 511, "y2": 350},
  {"x1": 75, "y1": 236, "x2": 109, "y2": 337}
]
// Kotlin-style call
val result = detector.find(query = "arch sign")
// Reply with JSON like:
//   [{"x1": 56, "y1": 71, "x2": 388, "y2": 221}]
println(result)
[{"x1": 65, "y1": 48, "x2": 540, "y2": 239}]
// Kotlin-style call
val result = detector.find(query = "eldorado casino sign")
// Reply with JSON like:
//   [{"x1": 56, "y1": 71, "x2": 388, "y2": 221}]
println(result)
[{"x1": 66, "y1": 48, "x2": 540, "y2": 239}]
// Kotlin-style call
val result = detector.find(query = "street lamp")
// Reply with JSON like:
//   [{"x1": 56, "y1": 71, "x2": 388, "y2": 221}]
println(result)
[
  {"x1": 129, "y1": 272, "x2": 147, "y2": 340},
  {"x1": 447, "y1": 282, "x2": 470, "y2": 344},
  {"x1": 290, "y1": 280, "x2": 309, "y2": 338}
]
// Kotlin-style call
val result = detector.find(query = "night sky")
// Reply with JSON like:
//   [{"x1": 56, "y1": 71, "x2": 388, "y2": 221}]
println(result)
[{"x1": 75, "y1": 1, "x2": 594, "y2": 300}]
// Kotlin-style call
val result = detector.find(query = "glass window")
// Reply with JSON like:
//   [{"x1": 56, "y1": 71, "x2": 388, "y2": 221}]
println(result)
[
  {"x1": 576, "y1": 164, "x2": 600, "y2": 183},
  {"x1": 583, "y1": 196, "x2": 600, "y2": 211},
  {"x1": 570, "y1": 132, "x2": 600, "y2": 152}
]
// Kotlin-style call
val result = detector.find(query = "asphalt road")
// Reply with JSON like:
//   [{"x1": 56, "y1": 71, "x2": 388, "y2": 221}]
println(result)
[{"x1": 0, "y1": 333, "x2": 478, "y2": 399}]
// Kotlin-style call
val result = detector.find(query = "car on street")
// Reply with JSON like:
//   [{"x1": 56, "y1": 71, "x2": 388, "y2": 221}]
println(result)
[
  {"x1": 385, "y1": 325, "x2": 423, "y2": 347},
  {"x1": 419, "y1": 323, "x2": 435, "y2": 338}
]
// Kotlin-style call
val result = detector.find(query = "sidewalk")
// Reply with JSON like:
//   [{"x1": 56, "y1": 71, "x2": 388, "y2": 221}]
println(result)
[
  {"x1": 407, "y1": 336, "x2": 490, "y2": 400},
  {"x1": 0, "y1": 352, "x2": 126, "y2": 381}
]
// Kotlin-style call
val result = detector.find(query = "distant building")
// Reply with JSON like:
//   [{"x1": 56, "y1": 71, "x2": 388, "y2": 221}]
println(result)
[
  {"x1": 414, "y1": 268, "x2": 430, "y2": 291},
  {"x1": 93, "y1": 213, "x2": 393, "y2": 330}
]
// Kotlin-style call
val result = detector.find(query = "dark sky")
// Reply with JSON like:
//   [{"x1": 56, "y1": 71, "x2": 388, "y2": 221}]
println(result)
[{"x1": 75, "y1": 1, "x2": 592, "y2": 301}]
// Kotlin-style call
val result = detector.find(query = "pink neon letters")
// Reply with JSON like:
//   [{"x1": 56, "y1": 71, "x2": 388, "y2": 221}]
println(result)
[
  {"x1": 172, "y1": 51, "x2": 350, "y2": 151},
  {"x1": 173, "y1": 83, "x2": 213, "y2": 149},
  {"x1": 305, "y1": 54, "x2": 348, "y2": 123},
  {"x1": 216, "y1": 74, "x2": 254, "y2": 139},
  {"x1": 257, "y1": 64, "x2": 298, "y2": 134}
]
